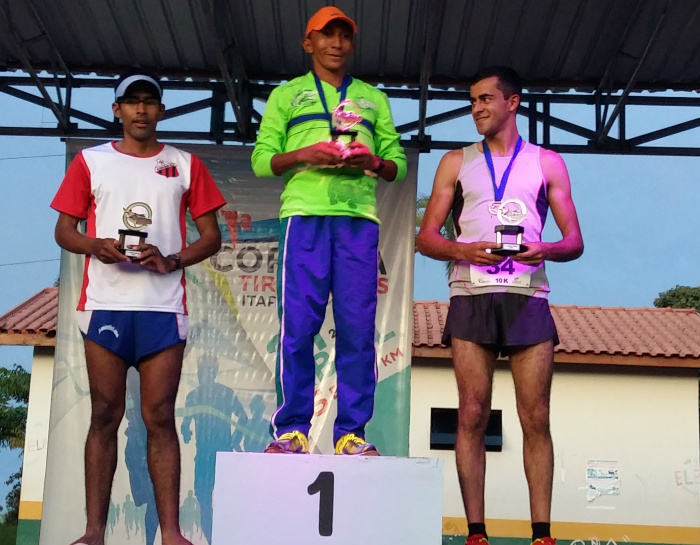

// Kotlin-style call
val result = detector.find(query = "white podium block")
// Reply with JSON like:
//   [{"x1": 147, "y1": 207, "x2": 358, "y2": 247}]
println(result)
[{"x1": 212, "y1": 452, "x2": 443, "y2": 545}]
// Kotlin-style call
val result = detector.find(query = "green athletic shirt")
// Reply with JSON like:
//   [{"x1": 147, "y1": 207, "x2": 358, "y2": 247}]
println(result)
[{"x1": 251, "y1": 71, "x2": 407, "y2": 223}]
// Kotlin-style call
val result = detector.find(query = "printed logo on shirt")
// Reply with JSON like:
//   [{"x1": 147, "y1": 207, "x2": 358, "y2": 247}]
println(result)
[
  {"x1": 155, "y1": 158, "x2": 180, "y2": 178},
  {"x1": 123, "y1": 202, "x2": 153, "y2": 231},
  {"x1": 357, "y1": 98, "x2": 377, "y2": 111},
  {"x1": 291, "y1": 90, "x2": 318, "y2": 108}
]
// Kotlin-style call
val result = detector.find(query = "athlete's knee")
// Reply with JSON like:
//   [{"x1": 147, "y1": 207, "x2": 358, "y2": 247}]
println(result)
[
  {"x1": 519, "y1": 400, "x2": 551, "y2": 438},
  {"x1": 89, "y1": 396, "x2": 125, "y2": 433},
  {"x1": 457, "y1": 397, "x2": 491, "y2": 434},
  {"x1": 141, "y1": 398, "x2": 176, "y2": 432}
]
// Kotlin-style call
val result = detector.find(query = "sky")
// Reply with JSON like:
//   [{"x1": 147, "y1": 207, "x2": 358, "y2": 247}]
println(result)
[{"x1": 1, "y1": 77, "x2": 699, "y2": 510}]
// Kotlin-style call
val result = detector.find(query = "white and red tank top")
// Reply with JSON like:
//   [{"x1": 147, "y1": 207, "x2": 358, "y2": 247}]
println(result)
[
  {"x1": 449, "y1": 141, "x2": 551, "y2": 299},
  {"x1": 51, "y1": 142, "x2": 225, "y2": 313}
]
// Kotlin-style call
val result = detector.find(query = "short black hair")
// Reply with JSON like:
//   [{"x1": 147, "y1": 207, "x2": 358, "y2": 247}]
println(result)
[{"x1": 471, "y1": 66, "x2": 522, "y2": 99}]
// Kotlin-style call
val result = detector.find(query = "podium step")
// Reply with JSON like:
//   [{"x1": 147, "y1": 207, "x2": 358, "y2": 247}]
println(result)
[{"x1": 213, "y1": 452, "x2": 443, "y2": 544}]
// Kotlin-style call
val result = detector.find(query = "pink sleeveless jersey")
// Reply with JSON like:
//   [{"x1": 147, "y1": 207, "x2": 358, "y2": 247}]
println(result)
[{"x1": 449, "y1": 141, "x2": 551, "y2": 299}]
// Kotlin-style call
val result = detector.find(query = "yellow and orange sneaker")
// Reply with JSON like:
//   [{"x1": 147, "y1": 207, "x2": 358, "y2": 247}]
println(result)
[
  {"x1": 334, "y1": 433, "x2": 379, "y2": 455},
  {"x1": 264, "y1": 430, "x2": 309, "y2": 454}
]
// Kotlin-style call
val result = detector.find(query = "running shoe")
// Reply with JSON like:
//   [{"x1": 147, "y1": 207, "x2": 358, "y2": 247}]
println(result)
[
  {"x1": 334, "y1": 433, "x2": 379, "y2": 455},
  {"x1": 264, "y1": 430, "x2": 309, "y2": 454}
]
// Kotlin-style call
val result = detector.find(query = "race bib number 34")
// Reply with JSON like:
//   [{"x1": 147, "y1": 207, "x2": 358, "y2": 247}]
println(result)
[{"x1": 470, "y1": 257, "x2": 532, "y2": 288}]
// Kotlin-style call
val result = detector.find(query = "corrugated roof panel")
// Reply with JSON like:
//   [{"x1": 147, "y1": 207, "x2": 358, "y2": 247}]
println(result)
[
  {"x1": 0, "y1": 1, "x2": 698, "y2": 90},
  {"x1": 648, "y1": 3, "x2": 700, "y2": 85}
]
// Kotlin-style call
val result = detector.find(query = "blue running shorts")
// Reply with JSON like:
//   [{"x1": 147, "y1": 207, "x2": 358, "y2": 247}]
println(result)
[{"x1": 76, "y1": 310, "x2": 188, "y2": 366}]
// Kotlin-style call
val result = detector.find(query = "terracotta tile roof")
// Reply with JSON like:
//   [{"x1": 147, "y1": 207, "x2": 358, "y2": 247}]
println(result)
[
  {"x1": 413, "y1": 301, "x2": 450, "y2": 348},
  {"x1": 551, "y1": 305, "x2": 700, "y2": 358},
  {"x1": 3, "y1": 290, "x2": 700, "y2": 367},
  {"x1": 0, "y1": 288, "x2": 58, "y2": 345},
  {"x1": 413, "y1": 301, "x2": 700, "y2": 366}
]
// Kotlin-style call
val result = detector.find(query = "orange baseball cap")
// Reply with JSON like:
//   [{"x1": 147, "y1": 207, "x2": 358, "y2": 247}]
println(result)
[{"x1": 305, "y1": 6, "x2": 357, "y2": 37}]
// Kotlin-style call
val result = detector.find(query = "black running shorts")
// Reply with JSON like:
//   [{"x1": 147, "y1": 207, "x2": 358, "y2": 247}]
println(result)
[{"x1": 442, "y1": 293, "x2": 559, "y2": 355}]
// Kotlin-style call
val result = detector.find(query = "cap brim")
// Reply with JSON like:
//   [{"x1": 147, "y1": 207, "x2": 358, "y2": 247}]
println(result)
[
  {"x1": 115, "y1": 75, "x2": 162, "y2": 101},
  {"x1": 308, "y1": 16, "x2": 357, "y2": 36}
]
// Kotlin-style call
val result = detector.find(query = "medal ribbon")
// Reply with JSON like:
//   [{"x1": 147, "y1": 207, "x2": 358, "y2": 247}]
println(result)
[
  {"x1": 313, "y1": 72, "x2": 353, "y2": 134},
  {"x1": 483, "y1": 136, "x2": 523, "y2": 202}
]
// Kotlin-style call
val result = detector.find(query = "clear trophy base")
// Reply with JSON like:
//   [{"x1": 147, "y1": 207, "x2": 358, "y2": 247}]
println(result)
[
  {"x1": 117, "y1": 229, "x2": 147, "y2": 259},
  {"x1": 330, "y1": 129, "x2": 358, "y2": 159},
  {"x1": 491, "y1": 225, "x2": 527, "y2": 256}
]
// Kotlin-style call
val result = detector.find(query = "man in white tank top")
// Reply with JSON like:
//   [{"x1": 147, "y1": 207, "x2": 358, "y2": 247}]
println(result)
[{"x1": 417, "y1": 67, "x2": 583, "y2": 545}]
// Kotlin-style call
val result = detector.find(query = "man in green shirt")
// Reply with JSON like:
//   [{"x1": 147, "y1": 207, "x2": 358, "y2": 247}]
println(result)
[{"x1": 252, "y1": 6, "x2": 407, "y2": 455}]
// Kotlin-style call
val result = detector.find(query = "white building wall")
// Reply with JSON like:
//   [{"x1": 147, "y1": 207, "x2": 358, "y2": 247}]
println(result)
[
  {"x1": 19, "y1": 348, "x2": 54, "y2": 510},
  {"x1": 409, "y1": 362, "x2": 700, "y2": 528}
]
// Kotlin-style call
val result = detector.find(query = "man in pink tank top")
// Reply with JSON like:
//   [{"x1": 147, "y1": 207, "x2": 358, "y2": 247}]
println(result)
[{"x1": 417, "y1": 66, "x2": 584, "y2": 545}]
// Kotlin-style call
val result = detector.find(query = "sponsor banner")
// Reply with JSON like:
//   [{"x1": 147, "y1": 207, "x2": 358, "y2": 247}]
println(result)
[{"x1": 39, "y1": 141, "x2": 416, "y2": 545}]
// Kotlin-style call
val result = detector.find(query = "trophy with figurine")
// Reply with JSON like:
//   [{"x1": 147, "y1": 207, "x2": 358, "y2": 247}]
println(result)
[
  {"x1": 118, "y1": 203, "x2": 152, "y2": 259},
  {"x1": 330, "y1": 99, "x2": 363, "y2": 159},
  {"x1": 490, "y1": 198, "x2": 529, "y2": 256}
]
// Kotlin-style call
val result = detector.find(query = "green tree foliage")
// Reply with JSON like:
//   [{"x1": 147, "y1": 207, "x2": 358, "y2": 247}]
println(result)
[
  {"x1": 0, "y1": 521, "x2": 17, "y2": 544},
  {"x1": 655, "y1": 286, "x2": 700, "y2": 409},
  {"x1": 653, "y1": 285, "x2": 700, "y2": 312},
  {"x1": 0, "y1": 365, "x2": 30, "y2": 450},
  {"x1": 0, "y1": 472, "x2": 21, "y2": 525},
  {"x1": 0, "y1": 364, "x2": 30, "y2": 528},
  {"x1": 416, "y1": 194, "x2": 456, "y2": 276}
]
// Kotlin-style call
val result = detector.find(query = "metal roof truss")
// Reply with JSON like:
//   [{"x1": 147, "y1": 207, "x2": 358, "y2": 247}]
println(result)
[
  {"x1": 0, "y1": 75, "x2": 698, "y2": 157},
  {"x1": 0, "y1": 0, "x2": 76, "y2": 132}
]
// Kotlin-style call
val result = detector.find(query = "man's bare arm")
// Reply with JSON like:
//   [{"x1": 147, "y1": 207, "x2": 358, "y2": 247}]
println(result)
[
  {"x1": 137, "y1": 210, "x2": 223, "y2": 274},
  {"x1": 178, "y1": 210, "x2": 222, "y2": 267},
  {"x1": 512, "y1": 148, "x2": 584, "y2": 266},
  {"x1": 416, "y1": 150, "x2": 505, "y2": 267},
  {"x1": 54, "y1": 212, "x2": 128, "y2": 263}
]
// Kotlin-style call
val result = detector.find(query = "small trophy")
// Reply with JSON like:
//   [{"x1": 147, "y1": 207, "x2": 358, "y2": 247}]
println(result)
[
  {"x1": 490, "y1": 198, "x2": 529, "y2": 256},
  {"x1": 330, "y1": 99, "x2": 363, "y2": 158},
  {"x1": 118, "y1": 202, "x2": 152, "y2": 259},
  {"x1": 118, "y1": 229, "x2": 148, "y2": 259}
]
